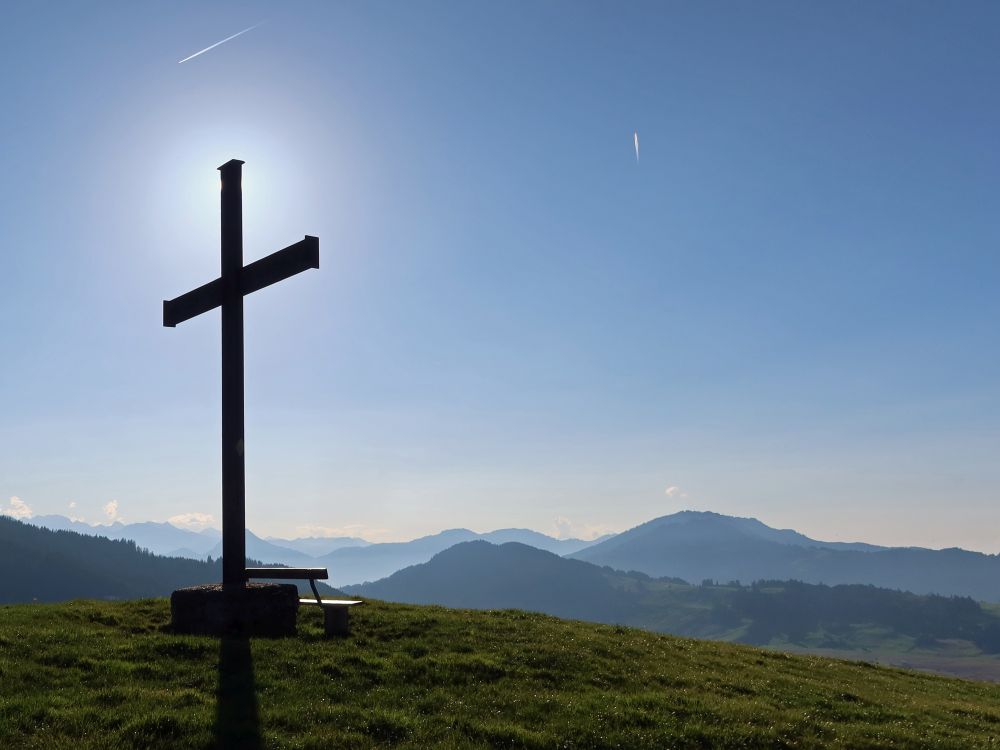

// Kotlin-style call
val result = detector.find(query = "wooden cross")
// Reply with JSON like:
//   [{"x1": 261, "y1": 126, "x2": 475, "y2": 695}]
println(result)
[{"x1": 163, "y1": 159, "x2": 319, "y2": 589}]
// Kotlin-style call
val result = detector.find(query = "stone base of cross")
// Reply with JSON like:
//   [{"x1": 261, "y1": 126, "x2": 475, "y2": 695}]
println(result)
[{"x1": 170, "y1": 582, "x2": 299, "y2": 637}]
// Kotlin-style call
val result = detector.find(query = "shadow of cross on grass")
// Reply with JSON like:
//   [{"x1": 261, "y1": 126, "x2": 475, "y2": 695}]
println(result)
[{"x1": 214, "y1": 637, "x2": 262, "y2": 750}]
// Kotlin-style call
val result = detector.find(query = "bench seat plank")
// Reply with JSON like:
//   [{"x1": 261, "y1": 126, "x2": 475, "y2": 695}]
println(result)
[
  {"x1": 299, "y1": 599, "x2": 364, "y2": 607},
  {"x1": 245, "y1": 567, "x2": 329, "y2": 580}
]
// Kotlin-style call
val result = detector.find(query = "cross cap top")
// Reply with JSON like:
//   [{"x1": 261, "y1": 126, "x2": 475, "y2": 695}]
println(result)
[{"x1": 218, "y1": 158, "x2": 246, "y2": 172}]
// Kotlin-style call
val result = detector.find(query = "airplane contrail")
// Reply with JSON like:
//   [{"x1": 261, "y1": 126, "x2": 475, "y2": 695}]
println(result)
[
  {"x1": 178, "y1": 23, "x2": 262, "y2": 64},
  {"x1": 634, "y1": 130, "x2": 640, "y2": 162}
]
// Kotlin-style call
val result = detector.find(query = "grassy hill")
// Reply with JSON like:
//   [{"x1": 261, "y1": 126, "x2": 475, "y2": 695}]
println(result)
[{"x1": 4, "y1": 599, "x2": 1000, "y2": 748}]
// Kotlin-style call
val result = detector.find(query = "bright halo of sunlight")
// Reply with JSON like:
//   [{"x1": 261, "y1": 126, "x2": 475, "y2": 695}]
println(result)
[{"x1": 149, "y1": 123, "x2": 305, "y2": 270}]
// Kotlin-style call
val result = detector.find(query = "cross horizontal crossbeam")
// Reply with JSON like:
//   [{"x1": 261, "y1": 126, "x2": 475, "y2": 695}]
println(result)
[{"x1": 163, "y1": 235, "x2": 319, "y2": 327}]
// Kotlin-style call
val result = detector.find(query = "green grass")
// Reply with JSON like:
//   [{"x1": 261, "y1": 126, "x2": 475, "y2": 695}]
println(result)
[{"x1": 3, "y1": 599, "x2": 1000, "y2": 748}]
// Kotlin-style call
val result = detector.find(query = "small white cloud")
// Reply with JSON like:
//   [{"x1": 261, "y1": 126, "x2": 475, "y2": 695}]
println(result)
[
  {"x1": 2, "y1": 496, "x2": 34, "y2": 520},
  {"x1": 103, "y1": 500, "x2": 120, "y2": 522},
  {"x1": 68, "y1": 501, "x2": 77, "y2": 509},
  {"x1": 168, "y1": 512, "x2": 217, "y2": 532},
  {"x1": 665, "y1": 486, "x2": 688, "y2": 498},
  {"x1": 552, "y1": 516, "x2": 574, "y2": 539},
  {"x1": 551, "y1": 516, "x2": 616, "y2": 541}
]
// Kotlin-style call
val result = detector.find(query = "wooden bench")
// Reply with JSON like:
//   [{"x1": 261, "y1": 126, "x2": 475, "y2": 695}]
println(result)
[{"x1": 245, "y1": 567, "x2": 363, "y2": 636}]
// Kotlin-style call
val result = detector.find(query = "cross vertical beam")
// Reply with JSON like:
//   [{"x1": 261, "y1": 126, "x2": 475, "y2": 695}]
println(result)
[
  {"x1": 220, "y1": 159, "x2": 246, "y2": 589},
  {"x1": 163, "y1": 159, "x2": 319, "y2": 596}
]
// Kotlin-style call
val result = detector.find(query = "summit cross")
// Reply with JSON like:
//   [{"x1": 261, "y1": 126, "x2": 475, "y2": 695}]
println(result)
[{"x1": 163, "y1": 159, "x2": 319, "y2": 589}]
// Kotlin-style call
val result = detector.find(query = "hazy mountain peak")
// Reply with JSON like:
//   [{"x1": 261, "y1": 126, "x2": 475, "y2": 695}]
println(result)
[{"x1": 628, "y1": 510, "x2": 881, "y2": 551}]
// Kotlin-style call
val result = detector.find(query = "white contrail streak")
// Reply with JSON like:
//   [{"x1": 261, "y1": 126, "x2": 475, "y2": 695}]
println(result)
[
  {"x1": 634, "y1": 130, "x2": 639, "y2": 162},
  {"x1": 178, "y1": 23, "x2": 262, "y2": 64}
]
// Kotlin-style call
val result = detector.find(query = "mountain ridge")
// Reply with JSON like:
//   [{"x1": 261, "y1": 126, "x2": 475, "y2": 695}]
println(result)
[
  {"x1": 19, "y1": 514, "x2": 609, "y2": 584},
  {"x1": 570, "y1": 510, "x2": 1000, "y2": 600}
]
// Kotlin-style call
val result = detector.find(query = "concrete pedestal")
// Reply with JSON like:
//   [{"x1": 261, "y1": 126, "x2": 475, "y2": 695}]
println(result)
[{"x1": 170, "y1": 583, "x2": 298, "y2": 637}]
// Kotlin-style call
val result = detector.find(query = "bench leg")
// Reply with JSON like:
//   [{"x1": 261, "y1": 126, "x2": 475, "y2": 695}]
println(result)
[{"x1": 324, "y1": 606, "x2": 350, "y2": 637}]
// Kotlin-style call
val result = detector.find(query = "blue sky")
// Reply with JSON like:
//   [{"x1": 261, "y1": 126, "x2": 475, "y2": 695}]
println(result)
[{"x1": 1, "y1": 1, "x2": 998, "y2": 548}]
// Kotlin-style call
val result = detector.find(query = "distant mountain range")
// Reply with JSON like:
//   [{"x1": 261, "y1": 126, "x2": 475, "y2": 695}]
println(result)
[
  {"x1": 21, "y1": 515, "x2": 609, "y2": 586},
  {"x1": 314, "y1": 528, "x2": 613, "y2": 586},
  {"x1": 569, "y1": 511, "x2": 1000, "y2": 601},
  {"x1": 347, "y1": 540, "x2": 1000, "y2": 656},
  {"x1": 205, "y1": 531, "x2": 315, "y2": 567},
  {"x1": 24, "y1": 515, "x2": 380, "y2": 562},
  {"x1": 22, "y1": 508, "x2": 1000, "y2": 602},
  {"x1": 28, "y1": 515, "x2": 222, "y2": 558},
  {"x1": 263, "y1": 535, "x2": 370, "y2": 557}
]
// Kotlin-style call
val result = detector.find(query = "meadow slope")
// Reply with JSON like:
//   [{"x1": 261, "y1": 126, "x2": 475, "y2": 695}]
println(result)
[{"x1": 2, "y1": 599, "x2": 1000, "y2": 748}]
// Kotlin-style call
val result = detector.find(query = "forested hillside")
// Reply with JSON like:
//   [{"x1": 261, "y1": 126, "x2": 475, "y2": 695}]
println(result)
[{"x1": 0, "y1": 516, "x2": 226, "y2": 602}]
